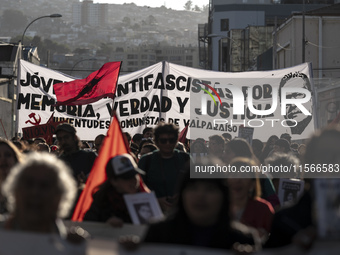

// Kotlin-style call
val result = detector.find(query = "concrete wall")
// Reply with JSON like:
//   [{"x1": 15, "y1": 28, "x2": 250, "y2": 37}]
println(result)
[
  {"x1": 275, "y1": 15, "x2": 340, "y2": 128},
  {"x1": 211, "y1": 10, "x2": 265, "y2": 70},
  {"x1": 213, "y1": 0, "x2": 272, "y2": 5},
  {"x1": 275, "y1": 15, "x2": 340, "y2": 79},
  {"x1": 0, "y1": 97, "x2": 13, "y2": 139}
]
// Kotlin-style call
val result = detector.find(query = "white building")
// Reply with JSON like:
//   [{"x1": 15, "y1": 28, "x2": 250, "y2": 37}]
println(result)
[
  {"x1": 206, "y1": 0, "x2": 333, "y2": 70},
  {"x1": 275, "y1": 12, "x2": 340, "y2": 80},
  {"x1": 274, "y1": 4, "x2": 340, "y2": 128}
]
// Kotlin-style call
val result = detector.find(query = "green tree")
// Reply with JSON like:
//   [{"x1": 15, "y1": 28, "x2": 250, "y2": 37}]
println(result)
[
  {"x1": 193, "y1": 5, "x2": 201, "y2": 11},
  {"x1": 184, "y1": 0, "x2": 193, "y2": 11}
]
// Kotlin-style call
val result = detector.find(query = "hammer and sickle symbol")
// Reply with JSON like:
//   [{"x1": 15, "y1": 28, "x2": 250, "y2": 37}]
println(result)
[{"x1": 25, "y1": 113, "x2": 41, "y2": 126}]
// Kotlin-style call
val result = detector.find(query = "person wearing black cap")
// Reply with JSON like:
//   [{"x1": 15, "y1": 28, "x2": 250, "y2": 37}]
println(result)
[
  {"x1": 83, "y1": 153, "x2": 149, "y2": 227},
  {"x1": 55, "y1": 123, "x2": 97, "y2": 184}
]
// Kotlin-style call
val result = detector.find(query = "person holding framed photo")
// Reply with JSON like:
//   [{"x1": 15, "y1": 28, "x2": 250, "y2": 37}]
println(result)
[{"x1": 83, "y1": 154, "x2": 150, "y2": 227}]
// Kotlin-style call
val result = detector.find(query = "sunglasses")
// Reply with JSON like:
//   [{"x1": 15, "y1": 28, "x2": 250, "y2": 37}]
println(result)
[{"x1": 159, "y1": 138, "x2": 177, "y2": 144}]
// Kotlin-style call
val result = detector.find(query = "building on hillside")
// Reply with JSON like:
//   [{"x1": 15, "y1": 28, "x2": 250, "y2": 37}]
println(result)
[
  {"x1": 54, "y1": 44, "x2": 199, "y2": 77},
  {"x1": 110, "y1": 45, "x2": 199, "y2": 73},
  {"x1": 72, "y1": 0, "x2": 108, "y2": 27}
]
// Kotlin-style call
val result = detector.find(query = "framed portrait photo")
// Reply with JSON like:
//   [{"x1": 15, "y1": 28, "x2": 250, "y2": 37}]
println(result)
[
  {"x1": 278, "y1": 178, "x2": 304, "y2": 207},
  {"x1": 124, "y1": 192, "x2": 164, "y2": 225}
]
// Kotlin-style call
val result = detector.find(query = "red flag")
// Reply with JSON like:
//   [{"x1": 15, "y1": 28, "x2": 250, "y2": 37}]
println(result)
[
  {"x1": 71, "y1": 114, "x2": 149, "y2": 221},
  {"x1": 54, "y1": 61, "x2": 121, "y2": 106},
  {"x1": 46, "y1": 112, "x2": 55, "y2": 123},
  {"x1": 22, "y1": 112, "x2": 66, "y2": 145},
  {"x1": 71, "y1": 114, "x2": 127, "y2": 221},
  {"x1": 178, "y1": 124, "x2": 189, "y2": 143}
]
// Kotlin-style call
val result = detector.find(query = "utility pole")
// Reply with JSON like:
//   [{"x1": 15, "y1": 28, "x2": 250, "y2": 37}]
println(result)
[{"x1": 302, "y1": 0, "x2": 306, "y2": 63}]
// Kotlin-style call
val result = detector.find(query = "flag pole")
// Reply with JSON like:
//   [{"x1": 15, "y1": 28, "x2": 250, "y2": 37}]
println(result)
[
  {"x1": 15, "y1": 47, "x2": 22, "y2": 138},
  {"x1": 110, "y1": 61, "x2": 122, "y2": 123}
]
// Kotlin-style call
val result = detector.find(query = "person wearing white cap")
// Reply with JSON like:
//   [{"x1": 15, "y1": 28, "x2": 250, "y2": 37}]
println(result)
[{"x1": 83, "y1": 153, "x2": 149, "y2": 227}]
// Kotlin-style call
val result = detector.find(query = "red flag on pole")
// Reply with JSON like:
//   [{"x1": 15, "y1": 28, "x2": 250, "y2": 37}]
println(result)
[
  {"x1": 72, "y1": 114, "x2": 136, "y2": 221},
  {"x1": 178, "y1": 124, "x2": 189, "y2": 143},
  {"x1": 54, "y1": 61, "x2": 121, "y2": 106}
]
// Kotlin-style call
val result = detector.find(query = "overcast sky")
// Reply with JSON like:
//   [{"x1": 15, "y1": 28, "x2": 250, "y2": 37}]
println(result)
[{"x1": 93, "y1": 0, "x2": 209, "y2": 10}]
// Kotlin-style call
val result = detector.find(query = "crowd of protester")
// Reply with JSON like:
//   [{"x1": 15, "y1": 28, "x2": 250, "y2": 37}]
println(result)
[{"x1": 0, "y1": 121, "x2": 339, "y2": 253}]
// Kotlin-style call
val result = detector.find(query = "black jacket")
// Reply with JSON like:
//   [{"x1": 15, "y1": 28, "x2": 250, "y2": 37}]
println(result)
[
  {"x1": 83, "y1": 184, "x2": 132, "y2": 223},
  {"x1": 264, "y1": 191, "x2": 313, "y2": 248},
  {"x1": 144, "y1": 217, "x2": 255, "y2": 250}
]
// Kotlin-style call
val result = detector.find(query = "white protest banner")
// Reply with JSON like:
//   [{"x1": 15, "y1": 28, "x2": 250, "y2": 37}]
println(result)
[
  {"x1": 114, "y1": 62, "x2": 314, "y2": 141},
  {"x1": 18, "y1": 60, "x2": 315, "y2": 142},
  {"x1": 18, "y1": 60, "x2": 113, "y2": 141},
  {"x1": 18, "y1": 60, "x2": 168, "y2": 141},
  {"x1": 111, "y1": 61, "x2": 165, "y2": 134},
  {"x1": 170, "y1": 62, "x2": 314, "y2": 141}
]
